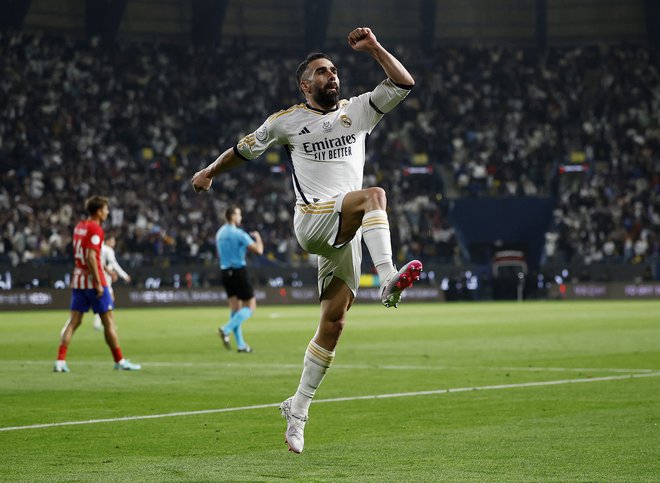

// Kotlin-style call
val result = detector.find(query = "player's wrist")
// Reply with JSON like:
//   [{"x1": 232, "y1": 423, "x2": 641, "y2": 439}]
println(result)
[{"x1": 367, "y1": 42, "x2": 387, "y2": 59}]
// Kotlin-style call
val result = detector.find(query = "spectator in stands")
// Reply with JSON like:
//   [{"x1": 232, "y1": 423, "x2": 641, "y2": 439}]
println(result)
[{"x1": 1, "y1": 31, "x2": 657, "y2": 270}]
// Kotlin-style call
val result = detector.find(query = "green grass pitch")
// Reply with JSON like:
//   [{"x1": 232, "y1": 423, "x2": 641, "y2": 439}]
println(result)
[{"x1": 1, "y1": 300, "x2": 659, "y2": 481}]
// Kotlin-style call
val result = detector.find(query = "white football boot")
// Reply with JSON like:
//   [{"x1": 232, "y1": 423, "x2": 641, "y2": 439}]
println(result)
[
  {"x1": 53, "y1": 360, "x2": 70, "y2": 373},
  {"x1": 114, "y1": 359, "x2": 142, "y2": 371},
  {"x1": 380, "y1": 259, "x2": 423, "y2": 308},
  {"x1": 279, "y1": 396, "x2": 307, "y2": 454}
]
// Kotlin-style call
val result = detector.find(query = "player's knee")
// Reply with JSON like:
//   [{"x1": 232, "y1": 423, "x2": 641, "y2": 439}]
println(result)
[{"x1": 367, "y1": 186, "x2": 387, "y2": 209}]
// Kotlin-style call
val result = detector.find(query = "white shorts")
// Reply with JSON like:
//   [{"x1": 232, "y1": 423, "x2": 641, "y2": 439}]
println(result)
[{"x1": 293, "y1": 194, "x2": 362, "y2": 298}]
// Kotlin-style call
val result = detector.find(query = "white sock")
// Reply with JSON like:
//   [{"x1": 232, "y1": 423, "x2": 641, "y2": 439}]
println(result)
[
  {"x1": 292, "y1": 340, "x2": 335, "y2": 417},
  {"x1": 362, "y1": 210, "x2": 396, "y2": 281}
]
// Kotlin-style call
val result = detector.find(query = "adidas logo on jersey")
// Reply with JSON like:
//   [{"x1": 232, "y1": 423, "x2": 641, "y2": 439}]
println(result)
[{"x1": 298, "y1": 127, "x2": 311, "y2": 135}]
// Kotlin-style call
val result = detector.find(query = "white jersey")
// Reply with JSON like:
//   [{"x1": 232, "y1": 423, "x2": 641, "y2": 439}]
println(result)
[
  {"x1": 234, "y1": 78, "x2": 412, "y2": 204},
  {"x1": 101, "y1": 243, "x2": 129, "y2": 287}
]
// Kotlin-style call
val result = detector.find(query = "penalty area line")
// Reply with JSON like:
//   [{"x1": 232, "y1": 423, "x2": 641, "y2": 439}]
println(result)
[{"x1": 2, "y1": 372, "x2": 659, "y2": 432}]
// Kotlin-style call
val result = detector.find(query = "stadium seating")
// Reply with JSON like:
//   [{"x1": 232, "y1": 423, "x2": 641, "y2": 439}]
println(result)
[{"x1": 0, "y1": 31, "x2": 657, "y2": 272}]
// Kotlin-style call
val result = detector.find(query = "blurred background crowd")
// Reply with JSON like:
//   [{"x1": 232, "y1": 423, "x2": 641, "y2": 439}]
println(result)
[{"x1": 0, "y1": 1, "x2": 658, "y2": 275}]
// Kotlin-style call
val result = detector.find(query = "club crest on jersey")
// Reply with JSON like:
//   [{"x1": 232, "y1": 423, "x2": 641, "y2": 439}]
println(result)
[
  {"x1": 322, "y1": 121, "x2": 333, "y2": 133},
  {"x1": 340, "y1": 115, "x2": 352, "y2": 128},
  {"x1": 256, "y1": 125, "x2": 268, "y2": 141}
]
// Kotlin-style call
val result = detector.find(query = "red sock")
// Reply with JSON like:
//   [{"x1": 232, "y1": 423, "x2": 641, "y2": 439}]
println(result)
[
  {"x1": 57, "y1": 345, "x2": 67, "y2": 361},
  {"x1": 111, "y1": 347, "x2": 123, "y2": 363}
]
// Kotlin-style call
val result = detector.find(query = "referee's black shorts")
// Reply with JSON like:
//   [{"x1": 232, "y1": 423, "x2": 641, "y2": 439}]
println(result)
[{"x1": 221, "y1": 267, "x2": 254, "y2": 300}]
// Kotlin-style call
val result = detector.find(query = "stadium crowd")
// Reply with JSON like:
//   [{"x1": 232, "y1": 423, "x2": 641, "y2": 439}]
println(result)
[{"x1": 0, "y1": 31, "x2": 657, "y2": 271}]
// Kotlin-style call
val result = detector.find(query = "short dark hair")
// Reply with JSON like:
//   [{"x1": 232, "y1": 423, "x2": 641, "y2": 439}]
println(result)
[
  {"x1": 85, "y1": 196, "x2": 109, "y2": 216},
  {"x1": 225, "y1": 205, "x2": 239, "y2": 222},
  {"x1": 296, "y1": 53, "x2": 332, "y2": 93}
]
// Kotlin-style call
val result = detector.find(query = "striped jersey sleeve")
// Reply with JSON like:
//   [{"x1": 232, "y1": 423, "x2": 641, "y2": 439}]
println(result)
[{"x1": 234, "y1": 106, "x2": 296, "y2": 161}]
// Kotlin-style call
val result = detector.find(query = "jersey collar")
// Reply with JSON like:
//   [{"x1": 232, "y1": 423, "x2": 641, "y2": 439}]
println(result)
[{"x1": 305, "y1": 103, "x2": 339, "y2": 115}]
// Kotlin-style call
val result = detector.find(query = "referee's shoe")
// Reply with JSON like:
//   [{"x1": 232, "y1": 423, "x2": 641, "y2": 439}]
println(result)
[{"x1": 218, "y1": 328, "x2": 231, "y2": 350}]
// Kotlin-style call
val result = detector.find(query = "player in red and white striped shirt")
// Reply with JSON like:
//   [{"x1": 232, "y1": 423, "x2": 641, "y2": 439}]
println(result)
[{"x1": 54, "y1": 196, "x2": 140, "y2": 372}]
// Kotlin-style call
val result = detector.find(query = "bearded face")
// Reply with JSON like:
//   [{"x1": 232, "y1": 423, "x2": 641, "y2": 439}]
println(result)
[
  {"x1": 302, "y1": 59, "x2": 340, "y2": 110},
  {"x1": 311, "y1": 81, "x2": 339, "y2": 109}
]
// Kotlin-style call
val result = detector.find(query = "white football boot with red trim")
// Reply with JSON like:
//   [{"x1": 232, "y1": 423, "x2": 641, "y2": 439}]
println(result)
[{"x1": 380, "y1": 260, "x2": 423, "y2": 308}]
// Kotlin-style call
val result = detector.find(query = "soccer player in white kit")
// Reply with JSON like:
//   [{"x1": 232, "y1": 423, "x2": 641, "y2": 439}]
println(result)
[
  {"x1": 93, "y1": 236, "x2": 131, "y2": 331},
  {"x1": 192, "y1": 27, "x2": 422, "y2": 453}
]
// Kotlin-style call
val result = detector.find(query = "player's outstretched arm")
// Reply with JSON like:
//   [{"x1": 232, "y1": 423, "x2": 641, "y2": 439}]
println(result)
[
  {"x1": 347, "y1": 27, "x2": 414, "y2": 87},
  {"x1": 192, "y1": 147, "x2": 245, "y2": 193}
]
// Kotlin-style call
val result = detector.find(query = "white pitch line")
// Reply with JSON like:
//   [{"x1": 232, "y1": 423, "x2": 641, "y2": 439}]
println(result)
[
  {"x1": 475, "y1": 366, "x2": 656, "y2": 374},
  {"x1": 374, "y1": 365, "x2": 656, "y2": 374},
  {"x1": 1, "y1": 371, "x2": 659, "y2": 433},
  {"x1": 3, "y1": 360, "x2": 656, "y2": 373}
]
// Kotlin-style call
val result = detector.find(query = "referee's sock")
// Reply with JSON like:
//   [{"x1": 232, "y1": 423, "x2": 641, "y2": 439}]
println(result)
[
  {"x1": 224, "y1": 307, "x2": 252, "y2": 334},
  {"x1": 233, "y1": 326, "x2": 246, "y2": 349},
  {"x1": 221, "y1": 310, "x2": 237, "y2": 331}
]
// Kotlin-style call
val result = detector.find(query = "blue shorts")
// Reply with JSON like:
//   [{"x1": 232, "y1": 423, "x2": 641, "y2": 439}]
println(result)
[{"x1": 70, "y1": 287, "x2": 114, "y2": 314}]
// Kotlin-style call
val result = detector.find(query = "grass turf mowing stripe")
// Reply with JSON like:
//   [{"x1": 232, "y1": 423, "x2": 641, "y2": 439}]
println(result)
[
  {"x1": 2, "y1": 371, "x2": 659, "y2": 433},
  {"x1": 4, "y1": 360, "x2": 657, "y2": 373}
]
